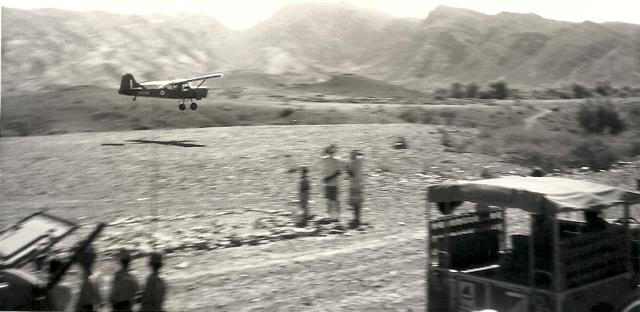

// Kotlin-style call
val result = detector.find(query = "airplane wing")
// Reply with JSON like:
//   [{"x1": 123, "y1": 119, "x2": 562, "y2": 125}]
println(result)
[{"x1": 166, "y1": 73, "x2": 224, "y2": 86}]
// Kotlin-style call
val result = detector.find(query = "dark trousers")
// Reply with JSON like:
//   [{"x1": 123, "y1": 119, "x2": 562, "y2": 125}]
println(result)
[
  {"x1": 77, "y1": 304, "x2": 96, "y2": 312},
  {"x1": 112, "y1": 300, "x2": 133, "y2": 312},
  {"x1": 350, "y1": 203, "x2": 361, "y2": 228}
]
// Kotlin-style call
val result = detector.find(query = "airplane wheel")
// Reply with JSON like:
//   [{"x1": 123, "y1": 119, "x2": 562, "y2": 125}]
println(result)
[
  {"x1": 190, "y1": 103, "x2": 198, "y2": 110},
  {"x1": 178, "y1": 104, "x2": 186, "y2": 111}
]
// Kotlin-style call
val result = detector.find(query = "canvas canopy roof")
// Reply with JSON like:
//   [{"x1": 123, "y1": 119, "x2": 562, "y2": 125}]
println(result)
[
  {"x1": 0, "y1": 212, "x2": 76, "y2": 268},
  {"x1": 428, "y1": 176, "x2": 640, "y2": 215}
]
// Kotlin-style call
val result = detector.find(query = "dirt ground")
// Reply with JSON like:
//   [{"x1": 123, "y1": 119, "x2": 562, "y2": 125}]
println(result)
[{"x1": 1, "y1": 124, "x2": 638, "y2": 311}]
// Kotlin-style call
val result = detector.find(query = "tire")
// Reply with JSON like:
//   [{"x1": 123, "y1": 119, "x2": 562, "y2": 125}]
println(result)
[{"x1": 622, "y1": 299, "x2": 640, "y2": 312}]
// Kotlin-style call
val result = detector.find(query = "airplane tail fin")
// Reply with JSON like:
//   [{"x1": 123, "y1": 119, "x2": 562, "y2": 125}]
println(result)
[{"x1": 119, "y1": 73, "x2": 141, "y2": 94}]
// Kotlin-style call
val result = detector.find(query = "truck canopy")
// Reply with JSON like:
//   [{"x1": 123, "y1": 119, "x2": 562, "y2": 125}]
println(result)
[
  {"x1": 0, "y1": 212, "x2": 77, "y2": 268},
  {"x1": 428, "y1": 176, "x2": 640, "y2": 215}
]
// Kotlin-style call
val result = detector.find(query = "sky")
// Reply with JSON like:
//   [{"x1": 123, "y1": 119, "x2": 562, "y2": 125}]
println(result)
[{"x1": 1, "y1": 0, "x2": 639, "y2": 29}]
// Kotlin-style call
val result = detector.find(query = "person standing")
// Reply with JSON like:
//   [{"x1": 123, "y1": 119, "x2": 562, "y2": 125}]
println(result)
[
  {"x1": 75, "y1": 245, "x2": 102, "y2": 312},
  {"x1": 140, "y1": 252, "x2": 166, "y2": 312},
  {"x1": 296, "y1": 166, "x2": 311, "y2": 227},
  {"x1": 347, "y1": 150, "x2": 364, "y2": 229},
  {"x1": 320, "y1": 145, "x2": 342, "y2": 222},
  {"x1": 109, "y1": 249, "x2": 139, "y2": 312}
]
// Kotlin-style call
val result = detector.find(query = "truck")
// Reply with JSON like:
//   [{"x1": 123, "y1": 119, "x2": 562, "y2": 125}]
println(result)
[
  {"x1": 0, "y1": 211, "x2": 104, "y2": 310},
  {"x1": 427, "y1": 176, "x2": 640, "y2": 312}
]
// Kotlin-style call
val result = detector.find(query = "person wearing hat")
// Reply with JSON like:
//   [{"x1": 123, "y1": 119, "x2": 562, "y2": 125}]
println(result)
[
  {"x1": 109, "y1": 249, "x2": 139, "y2": 312},
  {"x1": 296, "y1": 166, "x2": 311, "y2": 227},
  {"x1": 140, "y1": 252, "x2": 166, "y2": 312},
  {"x1": 75, "y1": 245, "x2": 102, "y2": 312},
  {"x1": 346, "y1": 150, "x2": 364, "y2": 228},
  {"x1": 320, "y1": 144, "x2": 343, "y2": 222}
]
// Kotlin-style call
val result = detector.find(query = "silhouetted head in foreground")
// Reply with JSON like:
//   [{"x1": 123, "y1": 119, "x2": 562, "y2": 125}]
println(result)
[
  {"x1": 324, "y1": 144, "x2": 337, "y2": 156},
  {"x1": 149, "y1": 252, "x2": 163, "y2": 273},
  {"x1": 117, "y1": 249, "x2": 132, "y2": 270},
  {"x1": 530, "y1": 167, "x2": 546, "y2": 177}
]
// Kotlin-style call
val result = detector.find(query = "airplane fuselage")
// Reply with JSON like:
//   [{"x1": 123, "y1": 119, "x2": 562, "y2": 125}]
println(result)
[{"x1": 119, "y1": 87, "x2": 208, "y2": 100}]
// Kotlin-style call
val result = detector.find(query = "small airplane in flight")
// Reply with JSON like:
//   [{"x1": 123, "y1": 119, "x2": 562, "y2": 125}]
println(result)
[{"x1": 119, "y1": 72, "x2": 223, "y2": 110}]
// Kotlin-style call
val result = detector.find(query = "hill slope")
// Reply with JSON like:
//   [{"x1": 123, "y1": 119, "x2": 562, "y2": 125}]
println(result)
[
  {"x1": 2, "y1": 3, "x2": 640, "y2": 92},
  {"x1": 289, "y1": 74, "x2": 427, "y2": 98}
]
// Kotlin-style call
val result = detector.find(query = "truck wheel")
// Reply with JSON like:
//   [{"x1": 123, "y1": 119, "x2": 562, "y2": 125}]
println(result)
[
  {"x1": 591, "y1": 302, "x2": 614, "y2": 312},
  {"x1": 623, "y1": 300, "x2": 640, "y2": 312}
]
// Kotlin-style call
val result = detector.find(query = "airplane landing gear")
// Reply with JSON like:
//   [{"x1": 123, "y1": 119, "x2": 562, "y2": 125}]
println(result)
[
  {"x1": 190, "y1": 103, "x2": 198, "y2": 110},
  {"x1": 178, "y1": 103, "x2": 186, "y2": 111}
]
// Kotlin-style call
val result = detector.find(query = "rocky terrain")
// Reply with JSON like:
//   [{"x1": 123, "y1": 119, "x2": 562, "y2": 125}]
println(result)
[
  {"x1": 1, "y1": 124, "x2": 639, "y2": 311},
  {"x1": 3, "y1": 2, "x2": 640, "y2": 92}
]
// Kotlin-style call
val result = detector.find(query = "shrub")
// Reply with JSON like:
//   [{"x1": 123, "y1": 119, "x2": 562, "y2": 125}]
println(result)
[
  {"x1": 475, "y1": 127, "x2": 578, "y2": 172},
  {"x1": 433, "y1": 88, "x2": 449, "y2": 100},
  {"x1": 572, "y1": 83, "x2": 592, "y2": 98},
  {"x1": 279, "y1": 108, "x2": 294, "y2": 118},
  {"x1": 450, "y1": 83, "x2": 464, "y2": 99},
  {"x1": 576, "y1": 100, "x2": 625, "y2": 135},
  {"x1": 569, "y1": 138, "x2": 618, "y2": 171},
  {"x1": 466, "y1": 83, "x2": 479, "y2": 98},
  {"x1": 502, "y1": 146, "x2": 562, "y2": 172},
  {"x1": 544, "y1": 88, "x2": 571, "y2": 99},
  {"x1": 627, "y1": 140, "x2": 640, "y2": 157},
  {"x1": 488, "y1": 81, "x2": 508, "y2": 99},
  {"x1": 399, "y1": 107, "x2": 437, "y2": 124},
  {"x1": 594, "y1": 81, "x2": 613, "y2": 96}
]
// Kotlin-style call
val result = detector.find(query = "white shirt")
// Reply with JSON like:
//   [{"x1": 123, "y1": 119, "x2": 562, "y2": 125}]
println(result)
[{"x1": 320, "y1": 155, "x2": 342, "y2": 187}]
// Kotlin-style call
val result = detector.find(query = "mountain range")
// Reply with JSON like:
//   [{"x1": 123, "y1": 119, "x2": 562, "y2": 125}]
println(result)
[{"x1": 2, "y1": 2, "x2": 640, "y2": 93}]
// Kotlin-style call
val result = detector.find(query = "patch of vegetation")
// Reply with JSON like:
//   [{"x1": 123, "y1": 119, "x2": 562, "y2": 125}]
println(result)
[
  {"x1": 438, "y1": 128, "x2": 473, "y2": 153},
  {"x1": 628, "y1": 140, "x2": 640, "y2": 157},
  {"x1": 577, "y1": 99, "x2": 625, "y2": 135},
  {"x1": 450, "y1": 83, "x2": 464, "y2": 99},
  {"x1": 397, "y1": 107, "x2": 436, "y2": 124},
  {"x1": 279, "y1": 108, "x2": 295, "y2": 118},
  {"x1": 572, "y1": 83, "x2": 592, "y2": 98},
  {"x1": 465, "y1": 83, "x2": 479, "y2": 98},
  {"x1": 488, "y1": 81, "x2": 508, "y2": 100},
  {"x1": 569, "y1": 138, "x2": 619, "y2": 171},
  {"x1": 475, "y1": 120, "x2": 637, "y2": 172}
]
